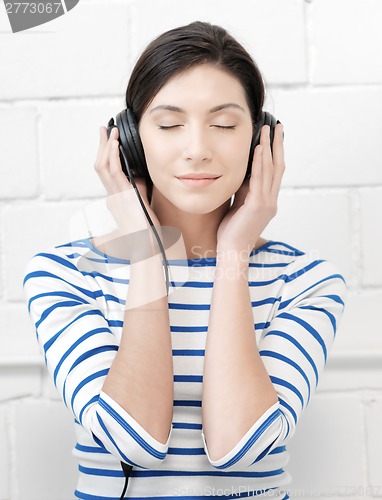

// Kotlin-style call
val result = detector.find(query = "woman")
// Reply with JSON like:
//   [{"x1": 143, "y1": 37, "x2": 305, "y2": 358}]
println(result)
[{"x1": 23, "y1": 21, "x2": 347, "y2": 499}]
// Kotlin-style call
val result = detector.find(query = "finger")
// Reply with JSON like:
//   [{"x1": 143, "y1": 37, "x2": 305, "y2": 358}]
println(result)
[
  {"x1": 94, "y1": 126, "x2": 116, "y2": 172},
  {"x1": 94, "y1": 127, "x2": 115, "y2": 193},
  {"x1": 259, "y1": 125, "x2": 274, "y2": 193},
  {"x1": 95, "y1": 127, "x2": 123, "y2": 194},
  {"x1": 249, "y1": 144, "x2": 263, "y2": 193},
  {"x1": 270, "y1": 123, "x2": 286, "y2": 197},
  {"x1": 94, "y1": 126, "x2": 108, "y2": 167},
  {"x1": 109, "y1": 139, "x2": 132, "y2": 193}
]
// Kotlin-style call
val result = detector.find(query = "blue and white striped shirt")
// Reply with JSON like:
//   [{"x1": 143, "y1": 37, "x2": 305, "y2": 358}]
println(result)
[{"x1": 23, "y1": 238, "x2": 347, "y2": 499}]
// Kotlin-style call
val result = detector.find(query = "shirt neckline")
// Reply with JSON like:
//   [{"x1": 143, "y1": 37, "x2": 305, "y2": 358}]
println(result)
[{"x1": 84, "y1": 236, "x2": 275, "y2": 266}]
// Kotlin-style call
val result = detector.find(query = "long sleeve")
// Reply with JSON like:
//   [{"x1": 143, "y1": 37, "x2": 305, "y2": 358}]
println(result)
[
  {"x1": 22, "y1": 248, "x2": 172, "y2": 469},
  {"x1": 201, "y1": 256, "x2": 347, "y2": 470}
]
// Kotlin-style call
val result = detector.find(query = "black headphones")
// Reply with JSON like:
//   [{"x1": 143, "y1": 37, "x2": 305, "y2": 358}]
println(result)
[
  {"x1": 106, "y1": 108, "x2": 278, "y2": 498},
  {"x1": 107, "y1": 108, "x2": 277, "y2": 183}
]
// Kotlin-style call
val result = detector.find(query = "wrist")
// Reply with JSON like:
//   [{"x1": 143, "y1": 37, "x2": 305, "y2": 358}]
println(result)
[
  {"x1": 215, "y1": 249, "x2": 250, "y2": 281},
  {"x1": 216, "y1": 244, "x2": 253, "y2": 263}
]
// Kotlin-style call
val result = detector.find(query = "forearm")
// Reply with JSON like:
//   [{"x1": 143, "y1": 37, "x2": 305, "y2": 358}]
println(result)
[
  {"x1": 102, "y1": 252, "x2": 174, "y2": 445},
  {"x1": 202, "y1": 250, "x2": 278, "y2": 461}
]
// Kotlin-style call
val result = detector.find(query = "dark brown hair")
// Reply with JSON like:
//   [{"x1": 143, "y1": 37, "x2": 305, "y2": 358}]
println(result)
[{"x1": 125, "y1": 21, "x2": 265, "y2": 127}]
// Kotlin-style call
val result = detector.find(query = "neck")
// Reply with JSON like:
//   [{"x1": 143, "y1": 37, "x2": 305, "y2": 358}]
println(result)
[{"x1": 150, "y1": 188, "x2": 231, "y2": 260}]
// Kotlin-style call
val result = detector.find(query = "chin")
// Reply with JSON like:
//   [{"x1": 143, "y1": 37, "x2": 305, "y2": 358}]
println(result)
[
  {"x1": 173, "y1": 196, "x2": 231, "y2": 215},
  {"x1": 152, "y1": 184, "x2": 233, "y2": 215}
]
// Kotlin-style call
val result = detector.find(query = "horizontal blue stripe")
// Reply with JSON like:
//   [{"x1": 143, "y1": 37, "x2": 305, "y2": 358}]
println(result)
[
  {"x1": 169, "y1": 303, "x2": 210, "y2": 310},
  {"x1": 45, "y1": 309, "x2": 107, "y2": 354},
  {"x1": 68, "y1": 369, "x2": 109, "y2": 411},
  {"x1": 75, "y1": 443, "x2": 110, "y2": 454},
  {"x1": 33, "y1": 252, "x2": 79, "y2": 271},
  {"x1": 264, "y1": 330, "x2": 319, "y2": 385},
  {"x1": 78, "y1": 465, "x2": 124, "y2": 477},
  {"x1": 251, "y1": 297, "x2": 281, "y2": 307},
  {"x1": 174, "y1": 375, "x2": 203, "y2": 383},
  {"x1": 248, "y1": 261, "x2": 323, "y2": 289},
  {"x1": 260, "y1": 350, "x2": 311, "y2": 401},
  {"x1": 107, "y1": 319, "x2": 123, "y2": 328},
  {"x1": 297, "y1": 305, "x2": 337, "y2": 333},
  {"x1": 278, "y1": 272, "x2": 345, "y2": 310},
  {"x1": 249, "y1": 262, "x2": 291, "y2": 268},
  {"x1": 53, "y1": 325, "x2": 112, "y2": 385},
  {"x1": 174, "y1": 400, "x2": 202, "y2": 407},
  {"x1": 78, "y1": 395, "x2": 99, "y2": 424},
  {"x1": 252, "y1": 438, "x2": 278, "y2": 463},
  {"x1": 98, "y1": 397, "x2": 167, "y2": 460},
  {"x1": 171, "y1": 325, "x2": 208, "y2": 333},
  {"x1": 94, "y1": 412, "x2": 144, "y2": 468},
  {"x1": 168, "y1": 447, "x2": 206, "y2": 455},
  {"x1": 277, "y1": 312, "x2": 327, "y2": 361},
  {"x1": 262, "y1": 240, "x2": 305, "y2": 255},
  {"x1": 24, "y1": 270, "x2": 95, "y2": 302},
  {"x1": 172, "y1": 422, "x2": 202, "y2": 430},
  {"x1": 215, "y1": 408, "x2": 281, "y2": 469},
  {"x1": 32, "y1": 290, "x2": 89, "y2": 306},
  {"x1": 255, "y1": 321, "x2": 271, "y2": 331},
  {"x1": 120, "y1": 468, "x2": 283, "y2": 479},
  {"x1": 322, "y1": 294, "x2": 345, "y2": 306},
  {"x1": 171, "y1": 281, "x2": 214, "y2": 288},
  {"x1": 102, "y1": 294, "x2": 125, "y2": 305},
  {"x1": 270, "y1": 445, "x2": 286, "y2": 454},
  {"x1": 172, "y1": 349, "x2": 205, "y2": 356},
  {"x1": 35, "y1": 299, "x2": 84, "y2": 329},
  {"x1": 279, "y1": 398, "x2": 297, "y2": 424},
  {"x1": 270, "y1": 376, "x2": 304, "y2": 408},
  {"x1": 68, "y1": 346, "x2": 117, "y2": 377}
]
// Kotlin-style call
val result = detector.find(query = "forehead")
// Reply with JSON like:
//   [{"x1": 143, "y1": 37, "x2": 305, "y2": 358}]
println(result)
[{"x1": 148, "y1": 63, "x2": 249, "y2": 109}]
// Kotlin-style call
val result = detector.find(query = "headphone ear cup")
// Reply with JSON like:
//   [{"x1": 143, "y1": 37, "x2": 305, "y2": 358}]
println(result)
[
  {"x1": 245, "y1": 112, "x2": 265, "y2": 179},
  {"x1": 245, "y1": 111, "x2": 278, "y2": 179},
  {"x1": 263, "y1": 111, "x2": 277, "y2": 151},
  {"x1": 245, "y1": 135, "x2": 256, "y2": 179},
  {"x1": 116, "y1": 109, "x2": 151, "y2": 182}
]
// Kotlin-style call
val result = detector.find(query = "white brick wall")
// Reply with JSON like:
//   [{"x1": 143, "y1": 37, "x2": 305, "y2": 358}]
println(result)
[{"x1": 1, "y1": 1, "x2": 381, "y2": 498}]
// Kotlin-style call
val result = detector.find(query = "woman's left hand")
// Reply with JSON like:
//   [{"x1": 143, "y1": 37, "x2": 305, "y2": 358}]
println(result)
[{"x1": 216, "y1": 122, "x2": 285, "y2": 256}]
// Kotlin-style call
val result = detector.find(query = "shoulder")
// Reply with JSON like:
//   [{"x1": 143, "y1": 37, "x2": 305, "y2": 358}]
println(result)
[
  {"x1": 252, "y1": 239, "x2": 347, "y2": 299},
  {"x1": 24, "y1": 238, "x2": 90, "y2": 271},
  {"x1": 22, "y1": 238, "x2": 95, "y2": 290}
]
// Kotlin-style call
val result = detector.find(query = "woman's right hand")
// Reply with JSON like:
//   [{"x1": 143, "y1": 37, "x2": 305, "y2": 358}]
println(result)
[{"x1": 93, "y1": 125, "x2": 162, "y2": 260}]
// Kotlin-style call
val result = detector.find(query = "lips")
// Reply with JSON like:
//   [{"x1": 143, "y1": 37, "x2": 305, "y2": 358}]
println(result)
[
  {"x1": 178, "y1": 174, "x2": 221, "y2": 188},
  {"x1": 176, "y1": 174, "x2": 221, "y2": 180}
]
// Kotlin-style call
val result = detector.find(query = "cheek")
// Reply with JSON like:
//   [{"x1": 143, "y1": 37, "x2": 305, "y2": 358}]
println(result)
[
  {"x1": 140, "y1": 135, "x2": 174, "y2": 179},
  {"x1": 227, "y1": 150, "x2": 250, "y2": 186}
]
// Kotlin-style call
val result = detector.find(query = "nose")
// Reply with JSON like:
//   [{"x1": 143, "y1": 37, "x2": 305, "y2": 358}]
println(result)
[{"x1": 182, "y1": 126, "x2": 212, "y2": 162}]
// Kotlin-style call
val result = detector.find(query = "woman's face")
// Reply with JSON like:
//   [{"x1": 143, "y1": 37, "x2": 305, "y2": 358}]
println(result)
[{"x1": 138, "y1": 63, "x2": 254, "y2": 215}]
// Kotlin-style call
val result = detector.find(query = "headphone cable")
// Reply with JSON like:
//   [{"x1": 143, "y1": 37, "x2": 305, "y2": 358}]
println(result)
[{"x1": 118, "y1": 145, "x2": 170, "y2": 297}]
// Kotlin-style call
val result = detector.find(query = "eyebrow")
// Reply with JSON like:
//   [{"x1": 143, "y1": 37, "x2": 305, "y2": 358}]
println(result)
[{"x1": 149, "y1": 103, "x2": 245, "y2": 114}]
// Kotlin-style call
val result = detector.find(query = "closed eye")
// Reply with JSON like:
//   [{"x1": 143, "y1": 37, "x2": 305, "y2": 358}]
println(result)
[
  {"x1": 158, "y1": 125, "x2": 236, "y2": 131},
  {"x1": 158, "y1": 125, "x2": 181, "y2": 130},
  {"x1": 213, "y1": 125, "x2": 236, "y2": 130}
]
